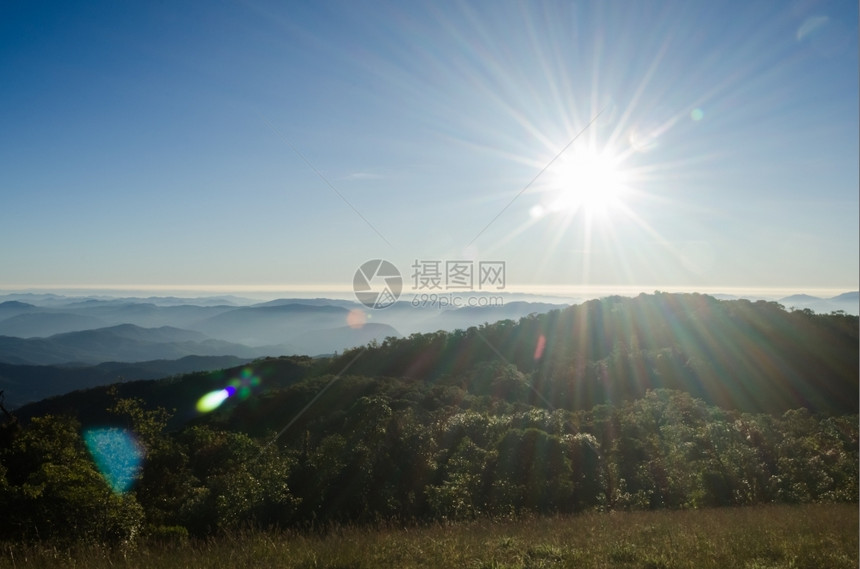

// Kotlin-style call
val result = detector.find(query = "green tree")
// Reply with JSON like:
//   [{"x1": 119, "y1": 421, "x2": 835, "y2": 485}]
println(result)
[{"x1": 0, "y1": 415, "x2": 143, "y2": 543}]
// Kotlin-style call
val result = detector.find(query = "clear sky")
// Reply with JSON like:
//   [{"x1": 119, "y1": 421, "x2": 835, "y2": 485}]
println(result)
[{"x1": 1, "y1": 1, "x2": 857, "y2": 298}]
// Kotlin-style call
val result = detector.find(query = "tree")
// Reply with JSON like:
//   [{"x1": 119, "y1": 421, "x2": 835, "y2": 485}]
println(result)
[{"x1": 0, "y1": 415, "x2": 143, "y2": 543}]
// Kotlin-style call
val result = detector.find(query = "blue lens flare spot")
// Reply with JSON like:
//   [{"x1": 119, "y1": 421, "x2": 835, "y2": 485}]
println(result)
[
  {"x1": 83, "y1": 428, "x2": 144, "y2": 494},
  {"x1": 196, "y1": 388, "x2": 231, "y2": 413}
]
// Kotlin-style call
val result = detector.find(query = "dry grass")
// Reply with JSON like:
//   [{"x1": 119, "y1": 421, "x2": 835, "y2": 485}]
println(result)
[{"x1": 0, "y1": 503, "x2": 856, "y2": 569}]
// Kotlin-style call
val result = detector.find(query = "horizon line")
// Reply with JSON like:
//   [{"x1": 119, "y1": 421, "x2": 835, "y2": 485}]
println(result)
[{"x1": 0, "y1": 283, "x2": 856, "y2": 300}]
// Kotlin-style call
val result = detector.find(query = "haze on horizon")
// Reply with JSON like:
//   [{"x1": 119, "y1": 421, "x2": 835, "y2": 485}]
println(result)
[{"x1": 1, "y1": 1, "x2": 857, "y2": 295}]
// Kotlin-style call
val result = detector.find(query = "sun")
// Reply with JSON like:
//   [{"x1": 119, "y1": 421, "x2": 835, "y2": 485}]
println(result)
[{"x1": 544, "y1": 149, "x2": 629, "y2": 217}]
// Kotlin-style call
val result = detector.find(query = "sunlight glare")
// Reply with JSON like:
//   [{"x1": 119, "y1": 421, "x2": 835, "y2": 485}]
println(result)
[{"x1": 548, "y1": 150, "x2": 629, "y2": 216}]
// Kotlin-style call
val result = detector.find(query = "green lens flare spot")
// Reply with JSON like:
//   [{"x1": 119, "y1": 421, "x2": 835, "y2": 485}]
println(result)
[{"x1": 196, "y1": 388, "x2": 232, "y2": 413}]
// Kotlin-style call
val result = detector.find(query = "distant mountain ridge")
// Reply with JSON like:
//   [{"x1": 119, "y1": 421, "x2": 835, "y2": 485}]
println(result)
[
  {"x1": 0, "y1": 295, "x2": 569, "y2": 355},
  {"x1": 0, "y1": 324, "x2": 262, "y2": 365},
  {"x1": 831, "y1": 291, "x2": 859, "y2": 302},
  {"x1": 777, "y1": 291, "x2": 859, "y2": 315},
  {"x1": 0, "y1": 312, "x2": 108, "y2": 337}
]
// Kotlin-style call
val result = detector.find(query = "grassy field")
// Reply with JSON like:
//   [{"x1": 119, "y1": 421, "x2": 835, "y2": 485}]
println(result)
[{"x1": 0, "y1": 504, "x2": 856, "y2": 569}]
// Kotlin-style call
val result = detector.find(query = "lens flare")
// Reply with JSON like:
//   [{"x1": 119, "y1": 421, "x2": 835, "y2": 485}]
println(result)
[
  {"x1": 533, "y1": 334, "x2": 547, "y2": 360},
  {"x1": 196, "y1": 388, "x2": 231, "y2": 413},
  {"x1": 83, "y1": 428, "x2": 144, "y2": 494},
  {"x1": 196, "y1": 367, "x2": 262, "y2": 413},
  {"x1": 346, "y1": 308, "x2": 367, "y2": 329}
]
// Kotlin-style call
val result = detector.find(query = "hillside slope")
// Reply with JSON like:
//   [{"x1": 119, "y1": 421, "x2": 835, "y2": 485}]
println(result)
[
  {"x1": 326, "y1": 292, "x2": 858, "y2": 414},
  {"x1": 14, "y1": 293, "x2": 858, "y2": 422}
]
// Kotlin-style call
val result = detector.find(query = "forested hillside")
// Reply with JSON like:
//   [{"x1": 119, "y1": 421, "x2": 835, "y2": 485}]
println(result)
[
  {"x1": 326, "y1": 292, "x2": 857, "y2": 414},
  {"x1": 0, "y1": 293, "x2": 856, "y2": 543}
]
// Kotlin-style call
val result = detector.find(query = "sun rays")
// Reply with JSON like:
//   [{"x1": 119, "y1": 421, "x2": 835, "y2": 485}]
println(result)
[{"x1": 542, "y1": 147, "x2": 630, "y2": 217}]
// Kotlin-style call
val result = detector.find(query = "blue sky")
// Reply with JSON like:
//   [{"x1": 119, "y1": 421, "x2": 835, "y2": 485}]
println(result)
[{"x1": 1, "y1": 0, "x2": 857, "y2": 298}]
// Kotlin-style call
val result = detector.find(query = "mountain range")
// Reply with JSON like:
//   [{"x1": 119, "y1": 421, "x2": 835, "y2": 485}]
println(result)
[
  {"x1": 12, "y1": 292, "x2": 858, "y2": 428},
  {"x1": 0, "y1": 324, "x2": 260, "y2": 365},
  {"x1": 776, "y1": 291, "x2": 859, "y2": 315},
  {"x1": 0, "y1": 294, "x2": 566, "y2": 406},
  {"x1": 0, "y1": 296, "x2": 567, "y2": 356},
  {"x1": 0, "y1": 291, "x2": 855, "y2": 408}
]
